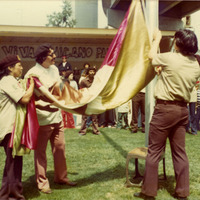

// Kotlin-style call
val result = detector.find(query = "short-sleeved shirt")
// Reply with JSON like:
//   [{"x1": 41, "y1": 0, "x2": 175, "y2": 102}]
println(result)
[
  {"x1": 0, "y1": 75, "x2": 25, "y2": 142},
  {"x1": 152, "y1": 52, "x2": 200, "y2": 102},
  {"x1": 25, "y1": 63, "x2": 62, "y2": 126}
]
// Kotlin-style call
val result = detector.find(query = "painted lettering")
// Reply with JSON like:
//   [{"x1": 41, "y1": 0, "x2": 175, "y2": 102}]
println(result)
[
  {"x1": 54, "y1": 46, "x2": 69, "y2": 58},
  {"x1": 1, "y1": 45, "x2": 107, "y2": 60},
  {"x1": 96, "y1": 47, "x2": 108, "y2": 58}
]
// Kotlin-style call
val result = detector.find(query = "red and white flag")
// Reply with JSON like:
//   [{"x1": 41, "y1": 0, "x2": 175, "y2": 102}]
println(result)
[
  {"x1": 36, "y1": 0, "x2": 154, "y2": 115},
  {"x1": 11, "y1": 0, "x2": 155, "y2": 156}
]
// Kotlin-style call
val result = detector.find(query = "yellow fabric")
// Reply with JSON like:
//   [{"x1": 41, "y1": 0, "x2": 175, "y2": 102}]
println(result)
[
  {"x1": 23, "y1": 0, "x2": 154, "y2": 116},
  {"x1": 92, "y1": 0, "x2": 154, "y2": 110},
  {"x1": 12, "y1": 79, "x2": 31, "y2": 157}
]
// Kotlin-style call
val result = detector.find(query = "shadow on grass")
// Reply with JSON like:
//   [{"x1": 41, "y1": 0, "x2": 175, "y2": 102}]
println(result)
[
  {"x1": 23, "y1": 163, "x2": 126, "y2": 198},
  {"x1": 158, "y1": 175, "x2": 176, "y2": 197},
  {"x1": 74, "y1": 164, "x2": 126, "y2": 187},
  {"x1": 101, "y1": 130, "x2": 128, "y2": 159},
  {"x1": 23, "y1": 175, "x2": 40, "y2": 199}
]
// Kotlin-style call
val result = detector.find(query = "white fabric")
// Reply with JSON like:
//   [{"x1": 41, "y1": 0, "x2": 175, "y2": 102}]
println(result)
[
  {"x1": 140, "y1": 88, "x2": 145, "y2": 93},
  {"x1": 69, "y1": 80, "x2": 78, "y2": 90},
  {"x1": 0, "y1": 76, "x2": 25, "y2": 141},
  {"x1": 117, "y1": 101, "x2": 130, "y2": 113}
]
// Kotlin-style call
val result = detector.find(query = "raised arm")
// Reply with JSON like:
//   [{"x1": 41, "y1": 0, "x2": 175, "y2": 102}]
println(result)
[{"x1": 148, "y1": 29, "x2": 162, "y2": 60}]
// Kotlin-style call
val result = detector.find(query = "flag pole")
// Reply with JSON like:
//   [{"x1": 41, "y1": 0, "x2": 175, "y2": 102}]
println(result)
[{"x1": 144, "y1": 0, "x2": 159, "y2": 147}]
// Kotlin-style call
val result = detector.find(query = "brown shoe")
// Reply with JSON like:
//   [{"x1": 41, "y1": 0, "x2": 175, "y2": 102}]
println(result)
[
  {"x1": 131, "y1": 129, "x2": 137, "y2": 133},
  {"x1": 173, "y1": 193, "x2": 188, "y2": 200},
  {"x1": 65, "y1": 181, "x2": 77, "y2": 186},
  {"x1": 40, "y1": 188, "x2": 52, "y2": 194},
  {"x1": 93, "y1": 131, "x2": 101, "y2": 135},
  {"x1": 134, "y1": 192, "x2": 155, "y2": 200},
  {"x1": 55, "y1": 181, "x2": 77, "y2": 186}
]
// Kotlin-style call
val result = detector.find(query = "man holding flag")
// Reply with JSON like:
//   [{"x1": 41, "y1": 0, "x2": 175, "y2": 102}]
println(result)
[
  {"x1": 134, "y1": 29, "x2": 200, "y2": 200},
  {"x1": 25, "y1": 44, "x2": 77, "y2": 194}
]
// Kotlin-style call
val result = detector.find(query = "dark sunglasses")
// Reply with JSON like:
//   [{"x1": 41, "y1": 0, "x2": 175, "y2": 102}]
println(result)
[{"x1": 48, "y1": 52, "x2": 55, "y2": 57}]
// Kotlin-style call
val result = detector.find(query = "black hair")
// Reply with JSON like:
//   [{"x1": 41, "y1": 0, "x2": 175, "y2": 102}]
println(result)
[
  {"x1": 0, "y1": 64, "x2": 15, "y2": 80},
  {"x1": 83, "y1": 62, "x2": 90, "y2": 68},
  {"x1": 35, "y1": 51, "x2": 50, "y2": 64},
  {"x1": 86, "y1": 66, "x2": 96, "y2": 75},
  {"x1": 35, "y1": 44, "x2": 52, "y2": 64},
  {"x1": 175, "y1": 29, "x2": 198, "y2": 55}
]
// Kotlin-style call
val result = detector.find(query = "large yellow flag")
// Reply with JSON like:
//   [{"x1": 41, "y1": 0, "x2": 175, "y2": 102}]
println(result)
[
  {"x1": 11, "y1": 0, "x2": 156, "y2": 156},
  {"x1": 41, "y1": 0, "x2": 155, "y2": 115},
  {"x1": 87, "y1": 0, "x2": 155, "y2": 113}
]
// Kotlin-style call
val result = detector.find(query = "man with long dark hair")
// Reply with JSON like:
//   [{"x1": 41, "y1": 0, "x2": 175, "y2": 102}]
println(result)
[{"x1": 134, "y1": 29, "x2": 200, "y2": 200}]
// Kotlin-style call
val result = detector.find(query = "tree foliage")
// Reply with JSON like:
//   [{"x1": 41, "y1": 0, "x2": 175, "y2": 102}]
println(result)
[{"x1": 46, "y1": 0, "x2": 76, "y2": 27}]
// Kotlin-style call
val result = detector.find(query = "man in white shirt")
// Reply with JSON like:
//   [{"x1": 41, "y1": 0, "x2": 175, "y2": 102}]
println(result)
[{"x1": 25, "y1": 44, "x2": 77, "y2": 194}]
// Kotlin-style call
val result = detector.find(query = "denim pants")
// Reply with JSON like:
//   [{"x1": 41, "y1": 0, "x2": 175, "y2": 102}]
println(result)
[{"x1": 186, "y1": 103, "x2": 197, "y2": 134}]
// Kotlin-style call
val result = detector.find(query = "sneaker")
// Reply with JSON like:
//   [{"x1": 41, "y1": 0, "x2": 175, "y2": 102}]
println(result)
[{"x1": 55, "y1": 180, "x2": 77, "y2": 186}]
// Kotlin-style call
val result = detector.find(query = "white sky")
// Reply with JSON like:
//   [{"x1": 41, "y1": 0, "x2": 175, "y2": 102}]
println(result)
[
  {"x1": 0, "y1": 0, "x2": 200, "y2": 42},
  {"x1": 0, "y1": 0, "x2": 107, "y2": 28}
]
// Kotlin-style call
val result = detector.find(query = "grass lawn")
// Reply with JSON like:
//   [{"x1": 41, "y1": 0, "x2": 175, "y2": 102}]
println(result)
[{"x1": 0, "y1": 127, "x2": 200, "y2": 200}]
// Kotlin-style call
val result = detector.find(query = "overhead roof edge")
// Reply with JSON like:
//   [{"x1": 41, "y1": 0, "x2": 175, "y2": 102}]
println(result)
[{"x1": 0, "y1": 25, "x2": 117, "y2": 39}]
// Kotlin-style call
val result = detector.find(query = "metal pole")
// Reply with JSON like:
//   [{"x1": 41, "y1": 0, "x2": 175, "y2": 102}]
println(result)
[{"x1": 145, "y1": 0, "x2": 159, "y2": 147}]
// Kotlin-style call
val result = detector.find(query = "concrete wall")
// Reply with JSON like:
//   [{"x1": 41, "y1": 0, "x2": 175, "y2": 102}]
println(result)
[
  {"x1": 75, "y1": 0, "x2": 98, "y2": 28},
  {"x1": 0, "y1": 41, "x2": 109, "y2": 82}
]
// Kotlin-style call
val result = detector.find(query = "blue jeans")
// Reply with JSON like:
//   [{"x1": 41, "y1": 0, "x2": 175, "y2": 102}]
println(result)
[
  {"x1": 196, "y1": 106, "x2": 200, "y2": 130},
  {"x1": 186, "y1": 103, "x2": 197, "y2": 134}
]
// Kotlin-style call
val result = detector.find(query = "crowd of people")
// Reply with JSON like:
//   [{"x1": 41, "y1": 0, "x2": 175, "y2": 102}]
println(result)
[
  {"x1": 0, "y1": 28, "x2": 200, "y2": 200},
  {"x1": 56, "y1": 55, "x2": 146, "y2": 135}
]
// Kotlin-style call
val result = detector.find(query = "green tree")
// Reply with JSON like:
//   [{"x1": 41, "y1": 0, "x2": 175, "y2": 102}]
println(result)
[{"x1": 46, "y1": 0, "x2": 76, "y2": 27}]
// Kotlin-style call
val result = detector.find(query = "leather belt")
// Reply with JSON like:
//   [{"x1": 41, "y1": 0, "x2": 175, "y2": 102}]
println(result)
[{"x1": 156, "y1": 99, "x2": 187, "y2": 107}]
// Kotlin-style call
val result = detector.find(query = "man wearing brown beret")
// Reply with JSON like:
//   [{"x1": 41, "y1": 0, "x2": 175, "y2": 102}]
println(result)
[
  {"x1": 0, "y1": 54, "x2": 35, "y2": 200},
  {"x1": 25, "y1": 44, "x2": 77, "y2": 194}
]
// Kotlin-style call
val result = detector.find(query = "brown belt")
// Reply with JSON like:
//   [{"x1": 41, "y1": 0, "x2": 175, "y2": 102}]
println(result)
[{"x1": 156, "y1": 99, "x2": 187, "y2": 107}]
